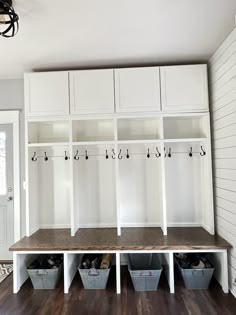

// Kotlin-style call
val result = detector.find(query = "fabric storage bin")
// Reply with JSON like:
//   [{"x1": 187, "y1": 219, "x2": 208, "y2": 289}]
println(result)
[
  {"x1": 27, "y1": 264, "x2": 63, "y2": 289},
  {"x1": 78, "y1": 267, "x2": 111, "y2": 289},
  {"x1": 176, "y1": 259, "x2": 215, "y2": 289},
  {"x1": 128, "y1": 254, "x2": 163, "y2": 291}
]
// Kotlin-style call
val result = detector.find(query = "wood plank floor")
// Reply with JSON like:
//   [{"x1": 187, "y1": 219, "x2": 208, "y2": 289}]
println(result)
[
  {"x1": 0, "y1": 268, "x2": 236, "y2": 315},
  {"x1": 10, "y1": 227, "x2": 231, "y2": 251}
]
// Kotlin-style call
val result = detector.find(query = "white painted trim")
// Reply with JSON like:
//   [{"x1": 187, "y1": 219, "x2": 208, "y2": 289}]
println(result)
[
  {"x1": 167, "y1": 223, "x2": 202, "y2": 227},
  {"x1": 25, "y1": 112, "x2": 209, "y2": 122},
  {"x1": 169, "y1": 252, "x2": 175, "y2": 294},
  {"x1": 12, "y1": 249, "x2": 227, "y2": 255},
  {"x1": 116, "y1": 252, "x2": 121, "y2": 294},
  {"x1": 0, "y1": 110, "x2": 21, "y2": 242},
  {"x1": 121, "y1": 223, "x2": 161, "y2": 228},
  {"x1": 29, "y1": 226, "x2": 39, "y2": 236},
  {"x1": 76, "y1": 223, "x2": 117, "y2": 228},
  {"x1": 28, "y1": 142, "x2": 69, "y2": 147},
  {"x1": 231, "y1": 289, "x2": 236, "y2": 298},
  {"x1": 222, "y1": 250, "x2": 229, "y2": 293},
  {"x1": 39, "y1": 224, "x2": 71, "y2": 229},
  {"x1": 164, "y1": 138, "x2": 207, "y2": 143}
]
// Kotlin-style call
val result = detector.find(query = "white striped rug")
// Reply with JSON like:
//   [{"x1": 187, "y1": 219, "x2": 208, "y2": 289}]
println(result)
[{"x1": 0, "y1": 264, "x2": 13, "y2": 284}]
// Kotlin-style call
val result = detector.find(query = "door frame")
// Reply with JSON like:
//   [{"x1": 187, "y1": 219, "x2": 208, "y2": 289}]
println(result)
[{"x1": 0, "y1": 110, "x2": 20, "y2": 243}]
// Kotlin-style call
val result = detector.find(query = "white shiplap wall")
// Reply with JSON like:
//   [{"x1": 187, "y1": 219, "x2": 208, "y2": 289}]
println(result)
[{"x1": 209, "y1": 27, "x2": 236, "y2": 297}]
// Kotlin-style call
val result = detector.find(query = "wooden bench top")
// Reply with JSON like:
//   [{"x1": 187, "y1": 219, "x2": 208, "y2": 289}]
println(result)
[{"x1": 10, "y1": 227, "x2": 232, "y2": 252}]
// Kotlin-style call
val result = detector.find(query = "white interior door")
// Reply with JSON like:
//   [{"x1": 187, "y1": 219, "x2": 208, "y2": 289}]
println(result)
[{"x1": 0, "y1": 124, "x2": 14, "y2": 260}]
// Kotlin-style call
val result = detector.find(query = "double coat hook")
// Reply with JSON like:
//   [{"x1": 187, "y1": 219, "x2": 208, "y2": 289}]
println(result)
[
  {"x1": 74, "y1": 150, "x2": 79, "y2": 160},
  {"x1": 155, "y1": 147, "x2": 161, "y2": 158},
  {"x1": 200, "y1": 146, "x2": 206, "y2": 156},
  {"x1": 44, "y1": 152, "x2": 48, "y2": 161},
  {"x1": 31, "y1": 152, "x2": 37, "y2": 162},
  {"x1": 189, "y1": 147, "x2": 193, "y2": 157}
]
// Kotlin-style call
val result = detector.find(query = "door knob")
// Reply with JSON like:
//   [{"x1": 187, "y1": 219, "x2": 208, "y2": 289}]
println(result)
[{"x1": 6, "y1": 196, "x2": 13, "y2": 201}]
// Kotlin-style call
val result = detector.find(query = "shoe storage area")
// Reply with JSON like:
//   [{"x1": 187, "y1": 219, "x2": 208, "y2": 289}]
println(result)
[{"x1": 13, "y1": 249, "x2": 227, "y2": 294}]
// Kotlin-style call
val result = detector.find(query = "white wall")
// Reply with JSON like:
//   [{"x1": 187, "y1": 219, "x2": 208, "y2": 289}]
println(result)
[
  {"x1": 209, "y1": 28, "x2": 236, "y2": 297},
  {"x1": 0, "y1": 79, "x2": 26, "y2": 237}
]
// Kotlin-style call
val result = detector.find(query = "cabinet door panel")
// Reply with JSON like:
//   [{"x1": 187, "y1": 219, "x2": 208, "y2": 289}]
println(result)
[
  {"x1": 70, "y1": 69, "x2": 114, "y2": 114},
  {"x1": 160, "y1": 65, "x2": 208, "y2": 112},
  {"x1": 25, "y1": 72, "x2": 69, "y2": 117},
  {"x1": 115, "y1": 67, "x2": 161, "y2": 113}
]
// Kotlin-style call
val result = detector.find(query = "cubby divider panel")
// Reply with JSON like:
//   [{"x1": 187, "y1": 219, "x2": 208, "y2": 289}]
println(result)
[
  {"x1": 73, "y1": 145, "x2": 117, "y2": 228},
  {"x1": 165, "y1": 142, "x2": 208, "y2": 228},
  {"x1": 28, "y1": 146, "x2": 71, "y2": 230},
  {"x1": 118, "y1": 143, "x2": 163, "y2": 227}
]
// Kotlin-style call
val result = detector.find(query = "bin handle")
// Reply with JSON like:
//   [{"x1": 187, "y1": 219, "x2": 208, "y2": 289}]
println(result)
[
  {"x1": 192, "y1": 269, "x2": 205, "y2": 276},
  {"x1": 37, "y1": 270, "x2": 48, "y2": 275},
  {"x1": 140, "y1": 271, "x2": 152, "y2": 277},
  {"x1": 88, "y1": 268, "x2": 100, "y2": 276}
]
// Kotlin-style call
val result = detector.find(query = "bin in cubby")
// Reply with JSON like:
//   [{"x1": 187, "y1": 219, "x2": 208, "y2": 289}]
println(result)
[
  {"x1": 78, "y1": 254, "x2": 112, "y2": 289},
  {"x1": 175, "y1": 257, "x2": 214, "y2": 289},
  {"x1": 78, "y1": 267, "x2": 111, "y2": 289},
  {"x1": 128, "y1": 254, "x2": 163, "y2": 291},
  {"x1": 27, "y1": 255, "x2": 63, "y2": 289}
]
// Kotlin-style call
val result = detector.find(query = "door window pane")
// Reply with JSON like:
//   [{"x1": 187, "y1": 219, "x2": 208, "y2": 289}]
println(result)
[{"x1": 0, "y1": 132, "x2": 6, "y2": 195}]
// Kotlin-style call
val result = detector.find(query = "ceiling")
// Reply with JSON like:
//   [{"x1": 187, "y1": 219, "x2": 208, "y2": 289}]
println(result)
[{"x1": 1, "y1": 0, "x2": 236, "y2": 79}]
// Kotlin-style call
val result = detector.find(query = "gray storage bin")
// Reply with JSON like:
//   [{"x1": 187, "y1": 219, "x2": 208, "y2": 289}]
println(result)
[
  {"x1": 27, "y1": 264, "x2": 63, "y2": 289},
  {"x1": 128, "y1": 254, "x2": 163, "y2": 291},
  {"x1": 176, "y1": 259, "x2": 215, "y2": 289},
  {"x1": 78, "y1": 267, "x2": 111, "y2": 289}
]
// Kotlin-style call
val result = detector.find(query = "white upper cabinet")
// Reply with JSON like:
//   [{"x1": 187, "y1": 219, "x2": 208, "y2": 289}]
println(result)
[
  {"x1": 70, "y1": 69, "x2": 115, "y2": 115},
  {"x1": 114, "y1": 67, "x2": 161, "y2": 113},
  {"x1": 160, "y1": 65, "x2": 209, "y2": 112},
  {"x1": 24, "y1": 72, "x2": 69, "y2": 117}
]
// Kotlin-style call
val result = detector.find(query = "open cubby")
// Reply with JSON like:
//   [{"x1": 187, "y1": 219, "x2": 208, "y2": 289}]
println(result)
[
  {"x1": 117, "y1": 117, "x2": 161, "y2": 141},
  {"x1": 28, "y1": 121, "x2": 69, "y2": 144},
  {"x1": 163, "y1": 115, "x2": 208, "y2": 139},
  {"x1": 164, "y1": 141, "x2": 212, "y2": 230},
  {"x1": 72, "y1": 119, "x2": 114, "y2": 142},
  {"x1": 118, "y1": 143, "x2": 163, "y2": 227},
  {"x1": 73, "y1": 145, "x2": 116, "y2": 228},
  {"x1": 28, "y1": 146, "x2": 70, "y2": 232}
]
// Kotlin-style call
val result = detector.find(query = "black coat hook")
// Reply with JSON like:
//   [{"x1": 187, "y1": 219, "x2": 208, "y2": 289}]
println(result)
[
  {"x1": 118, "y1": 149, "x2": 122, "y2": 160},
  {"x1": 189, "y1": 147, "x2": 193, "y2": 157},
  {"x1": 65, "y1": 151, "x2": 69, "y2": 160},
  {"x1": 85, "y1": 150, "x2": 88, "y2": 160},
  {"x1": 44, "y1": 152, "x2": 48, "y2": 161},
  {"x1": 147, "y1": 148, "x2": 150, "y2": 158},
  {"x1": 200, "y1": 146, "x2": 206, "y2": 156},
  {"x1": 74, "y1": 150, "x2": 79, "y2": 160},
  {"x1": 112, "y1": 149, "x2": 116, "y2": 159},
  {"x1": 155, "y1": 147, "x2": 161, "y2": 158},
  {"x1": 126, "y1": 149, "x2": 129, "y2": 159},
  {"x1": 105, "y1": 150, "x2": 109, "y2": 159},
  {"x1": 31, "y1": 151, "x2": 37, "y2": 162},
  {"x1": 164, "y1": 147, "x2": 166, "y2": 158},
  {"x1": 168, "y1": 148, "x2": 171, "y2": 158}
]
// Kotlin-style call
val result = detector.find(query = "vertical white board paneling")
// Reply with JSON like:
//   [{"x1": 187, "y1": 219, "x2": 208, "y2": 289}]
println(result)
[{"x1": 209, "y1": 27, "x2": 236, "y2": 296}]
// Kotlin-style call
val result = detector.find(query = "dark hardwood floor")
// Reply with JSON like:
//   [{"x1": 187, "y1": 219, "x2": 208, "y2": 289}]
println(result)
[{"x1": 0, "y1": 267, "x2": 236, "y2": 315}]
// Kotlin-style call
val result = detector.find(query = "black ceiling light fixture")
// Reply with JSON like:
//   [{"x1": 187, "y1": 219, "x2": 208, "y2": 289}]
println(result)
[{"x1": 0, "y1": 0, "x2": 19, "y2": 37}]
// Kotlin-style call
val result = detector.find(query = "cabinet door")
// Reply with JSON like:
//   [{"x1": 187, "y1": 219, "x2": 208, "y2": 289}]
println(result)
[
  {"x1": 70, "y1": 69, "x2": 114, "y2": 115},
  {"x1": 160, "y1": 65, "x2": 209, "y2": 112},
  {"x1": 115, "y1": 67, "x2": 161, "y2": 113},
  {"x1": 24, "y1": 72, "x2": 69, "y2": 117}
]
